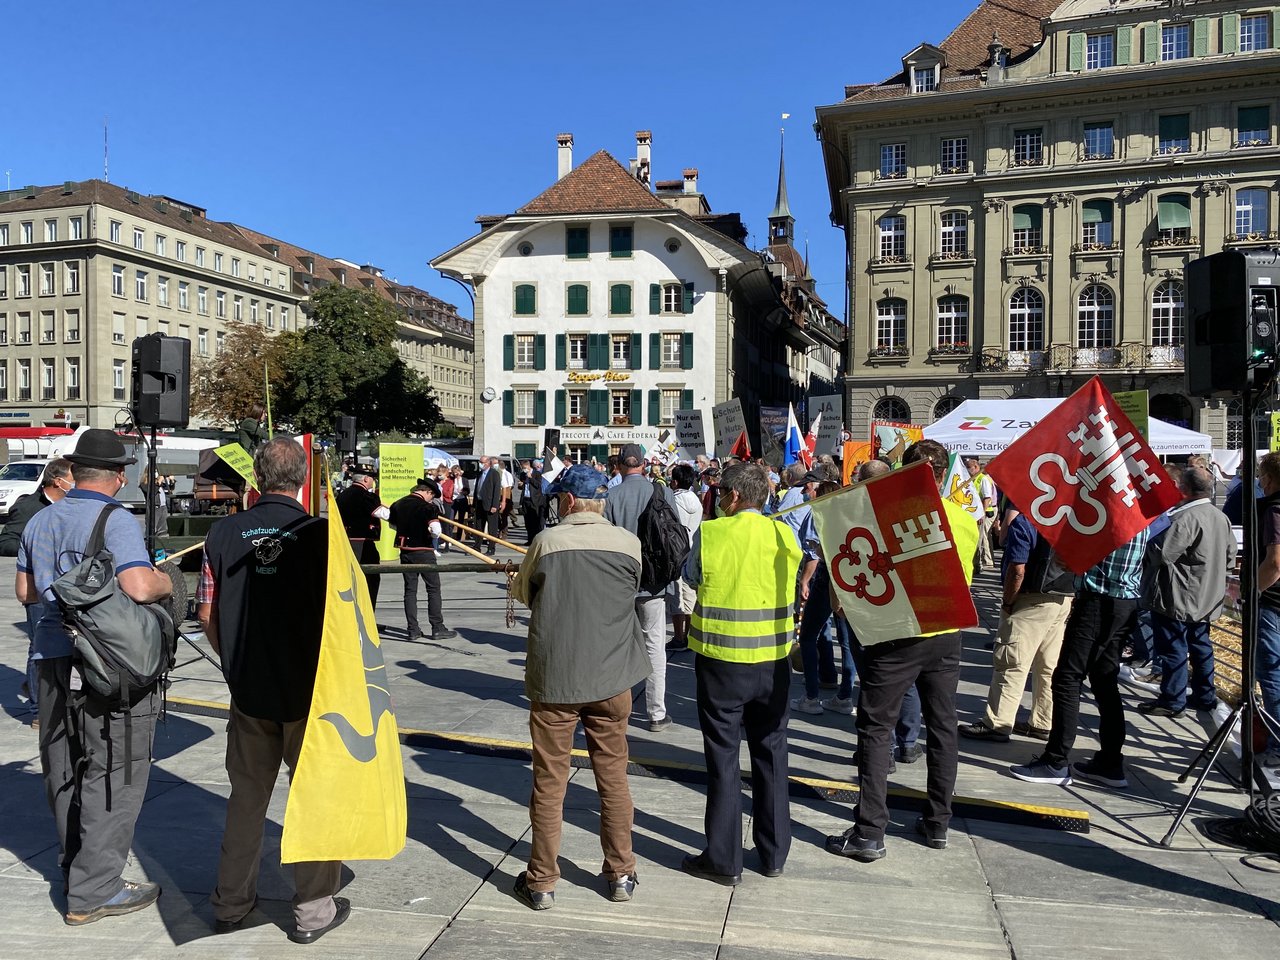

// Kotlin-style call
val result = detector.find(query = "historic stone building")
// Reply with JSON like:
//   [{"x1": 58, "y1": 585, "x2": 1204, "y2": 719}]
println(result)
[{"x1": 816, "y1": 0, "x2": 1280, "y2": 448}]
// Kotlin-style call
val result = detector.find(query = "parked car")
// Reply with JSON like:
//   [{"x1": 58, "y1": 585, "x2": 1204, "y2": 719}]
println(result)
[{"x1": 0, "y1": 460, "x2": 49, "y2": 521}]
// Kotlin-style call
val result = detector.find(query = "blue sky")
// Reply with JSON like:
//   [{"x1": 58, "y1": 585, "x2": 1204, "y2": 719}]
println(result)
[{"x1": 7, "y1": 0, "x2": 973, "y2": 318}]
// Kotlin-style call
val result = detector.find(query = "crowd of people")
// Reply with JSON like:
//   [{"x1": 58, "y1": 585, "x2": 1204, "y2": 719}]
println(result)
[{"x1": 5, "y1": 427, "x2": 1276, "y2": 935}]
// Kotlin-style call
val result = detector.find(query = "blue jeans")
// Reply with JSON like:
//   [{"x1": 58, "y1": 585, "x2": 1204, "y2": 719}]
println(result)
[
  {"x1": 24, "y1": 605, "x2": 39, "y2": 710},
  {"x1": 799, "y1": 569, "x2": 854, "y2": 700},
  {"x1": 1150, "y1": 610, "x2": 1217, "y2": 711},
  {"x1": 1257, "y1": 605, "x2": 1280, "y2": 752},
  {"x1": 1127, "y1": 609, "x2": 1154, "y2": 663}
]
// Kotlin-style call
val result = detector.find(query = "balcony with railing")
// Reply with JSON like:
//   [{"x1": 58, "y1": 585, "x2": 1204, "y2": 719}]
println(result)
[
  {"x1": 1224, "y1": 231, "x2": 1280, "y2": 247},
  {"x1": 979, "y1": 347, "x2": 1048, "y2": 373},
  {"x1": 929, "y1": 249, "x2": 974, "y2": 266}
]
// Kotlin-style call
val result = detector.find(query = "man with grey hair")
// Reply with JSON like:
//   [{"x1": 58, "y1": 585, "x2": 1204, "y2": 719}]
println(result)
[
  {"x1": 198, "y1": 437, "x2": 348, "y2": 944},
  {"x1": 16, "y1": 431, "x2": 172, "y2": 925},
  {"x1": 1136, "y1": 465, "x2": 1235, "y2": 718},
  {"x1": 2, "y1": 456, "x2": 72, "y2": 722}
]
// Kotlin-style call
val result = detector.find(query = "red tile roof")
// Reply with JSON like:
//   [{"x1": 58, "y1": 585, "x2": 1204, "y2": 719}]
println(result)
[
  {"x1": 518, "y1": 150, "x2": 670, "y2": 215},
  {"x1": 846, "y1": 0, "x2": 1058, "y2": 101}
]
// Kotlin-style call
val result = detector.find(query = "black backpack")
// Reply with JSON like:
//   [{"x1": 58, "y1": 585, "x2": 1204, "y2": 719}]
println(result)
[
  {"x1": 636, "y1": 483, "x2": 692, "y2": 594},
  {"x1": 1022, "y1": 530, "x2": 1075, "y2": 597}
]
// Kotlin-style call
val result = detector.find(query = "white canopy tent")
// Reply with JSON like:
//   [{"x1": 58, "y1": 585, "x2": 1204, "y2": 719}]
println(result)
[{"x1": 924, "y1": 398, "x2": 1211, "y2": 456}]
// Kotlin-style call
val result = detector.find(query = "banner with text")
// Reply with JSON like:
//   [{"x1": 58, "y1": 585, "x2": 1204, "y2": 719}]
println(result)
[
  {"x1": 809, "y1": 394, "x2": 844, "y2": 456},
  {"x1": 871, "y1": 421, "x2": 924, "y2": 467},
  {"x1": 712, "y1": 398, "x2": 749, "y2": 458},
  {"x1": 376, "y1": 443, "x2": 423, "y2": 561},
  {"x1": 759, "y1": 405, "x2": 789, "y2": 468},
  {"x1": 675, "y1": 410, "x2": 708, "y2": 459}
]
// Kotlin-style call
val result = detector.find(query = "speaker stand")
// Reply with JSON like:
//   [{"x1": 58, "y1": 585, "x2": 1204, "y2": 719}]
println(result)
[{"x1": 144, "y1": 425, "x2": 159, "y2": 558}]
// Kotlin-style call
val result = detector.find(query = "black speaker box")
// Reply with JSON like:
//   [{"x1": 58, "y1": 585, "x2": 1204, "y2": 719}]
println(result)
[
  {"x1": 131, "y1": 334, "x2": 191, "y2": 428},
  {"x1": 1186, "y1": 249, "x2": 1280, "y2": 397},
  {"x1": 336, "y1": 416, "x2": 358, "y2": 455}
]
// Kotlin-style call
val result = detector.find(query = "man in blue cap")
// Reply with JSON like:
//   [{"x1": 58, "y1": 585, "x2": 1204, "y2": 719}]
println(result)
[{"x1": 510, "y1": 464, "x2": 650, "y2": 910}]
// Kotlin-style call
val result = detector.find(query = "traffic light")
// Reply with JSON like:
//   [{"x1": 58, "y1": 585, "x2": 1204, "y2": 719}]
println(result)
[{"x1": 1186, "y1": 249, "x2": 1280, "y2": 397}]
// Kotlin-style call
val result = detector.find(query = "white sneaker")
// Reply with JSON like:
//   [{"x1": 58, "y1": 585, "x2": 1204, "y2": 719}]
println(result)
[
  {"x1": 790, "y1": 696, "x2": 824, "y2": 716},
  {"x1": 821, "y1": 696, "x2": 854, "y2": 715}
]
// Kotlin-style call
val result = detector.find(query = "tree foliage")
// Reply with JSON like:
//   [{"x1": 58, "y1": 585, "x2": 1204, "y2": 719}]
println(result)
[
  {"x1": 274, "y1": 284, "x2": 441, "y2": 435},
  {"x1": 190, "y1": 322, "x2": 298, "y2": 428}
]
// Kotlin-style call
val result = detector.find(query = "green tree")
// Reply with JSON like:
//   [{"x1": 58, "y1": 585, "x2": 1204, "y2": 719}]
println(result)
[
  {"x1": 276, "y1": 284, "x2": 441, "y2": 434},
  {"x1": 190, "y1": 321, "x2": 298, "y2": 427}
]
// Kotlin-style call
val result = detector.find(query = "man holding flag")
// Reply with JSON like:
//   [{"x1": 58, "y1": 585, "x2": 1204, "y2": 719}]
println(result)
[{"x1": 198, "y1": 439, "x2": 348, "y2": 943}]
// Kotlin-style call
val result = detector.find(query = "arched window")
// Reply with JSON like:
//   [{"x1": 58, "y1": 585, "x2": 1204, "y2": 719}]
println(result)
[
  {"x1": 1012, "y1": 204, "x2": 1043, "y2": 251},
  {"x1": 513, "y1": 283, "x2": 536, "y2": 316},
  {"x1": 566, "y1": 283, "x2": 589, "y2": 316},
  {"x1": 1150, "y1": 280, "x2": 1185, "y2": 367},
  {"x1": 934, "y1": 396, "x2": 964, "y2": 420},
  {"x1": 935, "y1": 295, "x2": 969, "y2": 350},
  {"x1": 1227, "y1": 397, "x2": 1244, "y2": 450},
  {"x1": 1008, "y1": 288, "x2": 1045, "y2": 352},
  {"x1": 1235, "y1": 187, "x2": 1270, "y2": 236},
  {"x1": 1156, "y1": 193, "x2": 1192, "y2": 244},
  {"x1": 1081, "y1": 199, "x2": 1114, "y2": 248},
  {"x1": 873, "y1": 397, "x2": 911, "y2": 422},
  {"x1": 1076, "y1": 284, "x2": 1115, "y2": 350},
  {"x1": 875, "y1": 298, "x2": 907, "y2": 352}
]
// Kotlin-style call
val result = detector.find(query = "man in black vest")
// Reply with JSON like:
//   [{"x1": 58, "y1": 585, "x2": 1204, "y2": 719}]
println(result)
[
  {"x1": 519, "y1": 461, "x2": 547, "y2": 544},
  {"x1": 389, "y1": 478, "x2": 458, "y2": 641},
  {"x1": 197, "y1": 438, "x2": 349, "y2": 944},
  {"x1": 335, "y1": 470, "x2": 386, "y2": 610}
]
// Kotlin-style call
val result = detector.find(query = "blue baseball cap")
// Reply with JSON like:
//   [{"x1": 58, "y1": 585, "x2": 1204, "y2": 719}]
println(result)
[{"x1": 547, "y1": 464, "x2": 609, "y2": 499}]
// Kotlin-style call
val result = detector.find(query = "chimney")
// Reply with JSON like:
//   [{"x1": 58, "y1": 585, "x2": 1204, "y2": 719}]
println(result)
[
  {"x1": 634, "y1": 130, "x2": 652, "y2": 187},
  {"x1": 557, "y1": 133, "x2": 574, "y2": 180},
  {"x1": 683, "y1": 168, "x2": 699, "y2": 194},
  {"x1": 987, "y1": 33, "x2": 1006, "y2": 84}
]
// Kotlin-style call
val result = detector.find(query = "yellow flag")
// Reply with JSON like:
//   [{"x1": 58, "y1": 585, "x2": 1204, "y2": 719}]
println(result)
[{"x1": 280, "y1": 475, "x2": 407, "y2": 863}]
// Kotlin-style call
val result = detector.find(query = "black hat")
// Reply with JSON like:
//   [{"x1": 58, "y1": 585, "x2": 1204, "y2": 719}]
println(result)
[
  {"x1": 620, "y1": 442, "x2": 645, "y2": 466},
  {"x1": 801, "y1": 470, "x2": 825, "y2": 485},
  {"x1": 415, "y1": 477, "x2": 441, "y2": 498},
  {"x1": 65, "y1": 429, "x2": 137, "y2": 468}
]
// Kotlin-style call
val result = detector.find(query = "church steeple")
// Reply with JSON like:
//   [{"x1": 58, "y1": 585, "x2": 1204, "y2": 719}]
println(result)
[{"x1": 768, "y1": 131, "x2": 794, "y2": 246}]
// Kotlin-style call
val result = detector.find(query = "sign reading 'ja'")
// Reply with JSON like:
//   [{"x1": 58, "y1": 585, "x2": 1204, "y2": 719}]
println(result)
[{"x1": 985, "y1": 376, "x2": 1178, "y2": 575}]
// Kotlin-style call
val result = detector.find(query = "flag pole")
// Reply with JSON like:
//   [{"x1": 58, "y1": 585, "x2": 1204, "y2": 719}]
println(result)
[{"x1": 264, "y1": 361, "x2": 273, "y2": 435}]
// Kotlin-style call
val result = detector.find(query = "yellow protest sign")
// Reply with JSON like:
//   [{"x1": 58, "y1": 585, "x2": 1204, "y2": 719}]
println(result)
[
  {"x1": 280, "y1": 474, "x2": 407, "y2": 863},
  {"x1": 376, "y1": 444, "x2": 421, "y2": 561},
  {"x1": 213, "y1": 443, "x2": 259, "y2": 490},
  {"x1": 1271, "y1": 412, "x2": 1280, "y2": 452},
  {"x1": 1114, "y1": 390, "x2": 1149, "y2": 440}
]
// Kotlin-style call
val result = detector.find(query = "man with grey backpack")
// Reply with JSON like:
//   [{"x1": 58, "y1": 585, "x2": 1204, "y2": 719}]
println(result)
[{"x1": 15, "y1": 429, "x2": 174, "y2": 926}]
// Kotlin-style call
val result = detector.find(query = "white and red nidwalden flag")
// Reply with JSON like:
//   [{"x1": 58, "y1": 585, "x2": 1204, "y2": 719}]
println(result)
[
  {"x1": 810, "y1": 461, "x2": 978, "y2": 647},
  {"x1": 804, "y1": 411, "x2": 822, "y2": 467},
  {"x1": 985, "y1": 376, "x2": 1179, "y2": 575}
]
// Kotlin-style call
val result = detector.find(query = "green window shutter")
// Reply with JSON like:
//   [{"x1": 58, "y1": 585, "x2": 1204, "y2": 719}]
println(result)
[
  {"x1": 588, "y1": 443, "x2": 610, "y2": 461},
  {"x1": 681, "y1": 389, "x2": 694, "y2": 409},
  {"x1": 1274, "y1": 11, "x2": 1280, "y2": 49},
  {"x1": 631, "y1": 389, "x2": 642, "y2": 422},
  {"x1": 682, "y1": 331, "x2": 694, "y2": 369},
  {"x1": 1192, "y1": 17, "x2": 1209, "y2": 57},
  {"x1": 1157, "y1": 194, "x2": 1192, "y2": 229},
  {"x1": 554, "y1": 390, "x2": 565, "y2": 425},
  {"x1": 1012, "y1": 205, "x2": 1042, "y2": 230},
  {"x1": 1116, "y1": 25, "x2": 1133, "y2": 64},
  {"x1": 589, "y1": 391, "x2": 607, "y2": 426},
  {"x1": 609, "y1": 224, "x2": 633, "y2": 258},
  {"x1": 1143, "y1": 24, "x2": 1160, "y2": 63},
  {"x1": 1222, "y1": 14, "x2": 1239, "y2": 55},
  {"x1": 502, "y1": 334, "x2": 514, "y2": 371},
  {"x1": 630, "y1": 332, "x2": 642, "y2": 370},
  {"x1": 1067, "y1": 32, "x2": 1084, "y2": 71},
  {"x1": 649, "y1": 283, "x2": 661, "y2": 315},
  {"x1": 566, "y1": 284, "x2": 588, "y2": 315},
  {"x1": 502, "y1": 390, "x2": 514, "y2": 426},
  {"x1": 648, "y1": 390, "x2": 660, "y2": 426},
  {"x1": 649, "y1": 333, "x2": 661, "y2": 369},
  {"x1": 555, "y1": 333, "x2": 566, "y2": 370},
  {"x1": 589, "y1": 333, "x2": 605, "y2": 370},
  {"x1": 514, "y1": 284, "x2": 535, "y2": 315},
  {"x1": 534, "y1": 334, "x2": 546, "y2": 370},
  {"x1": 514, "y1": 442, "x2": 537, "y2": 461},
  {"x1": 610, "y1": 283, "x2": 631, "y2": 315},
  {"x1": 682, "y1": 282, "x2": 695, "y2": 314},
  {"x1": 535, "y1": 390, "x2": 546, "y2": 425},
  {"x1": 566, "y1": 226, "x2": 589, "y2": 259}
]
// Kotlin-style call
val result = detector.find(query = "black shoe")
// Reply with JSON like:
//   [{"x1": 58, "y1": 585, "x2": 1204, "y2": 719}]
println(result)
[
  {"x1": 214, "y1": 900, "x2": 257, "y2": 935},
  {"x1": 64, "y1": 880, "x2": 161, "y2": 925},
  {"x1": 431, "y1": 628, "x2": 459, "y2": 641},
  {"x1": 761, "y1": 866, "x2": 784, "y2": 878},
  {"x1": 1070, "y1": 757, "x2": 1129, "y2": 790},
  {"x1": 1136, "y1": 702, "x2": 1186, "y2": 719},
  {"x1": 681, "y1": 852, "x2": 741, "y2": 886},
  {"x1": 665, "y1": 639, "x2": 689, "y2": 653},
  {"x1": 915, "y1": 816, "x2": 948, "y2": 850},
  {"x1": 1013, "y1": 720, "x2": 1051, "y2": 741},
  {"x1": 824, "y1": 828, "x2": 886, "y2": 862},
  {"x1": 959, "y1": 721, "x2": 1011, "y2": 743},
  {"x1": 896, "y1": 743, "x2": 925, "y2": 763},
  {"x1": 288, "y1": 897, "x2": 351, "y2": 944},
  {"x1": 485, "y1": 549, "x2": 496, "y2": 556},
  {"x1": 514, "y1": 871, "x2": 555, "y2": 910}
]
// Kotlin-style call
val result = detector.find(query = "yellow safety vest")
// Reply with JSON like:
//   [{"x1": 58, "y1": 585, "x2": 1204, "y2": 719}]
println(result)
[
  {"x1": 690, "y1": 511, "x2": 802, "y2": 663},
  {"x1": 975, "y1": 472, "x2": 996, "y2": 516}
]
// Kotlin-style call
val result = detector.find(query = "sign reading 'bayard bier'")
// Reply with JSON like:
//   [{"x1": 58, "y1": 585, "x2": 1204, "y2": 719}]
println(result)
[
  {"x1": 985, "y1": 376, "x2": 1179, "y2": 575},
  {"x1": 809, "y1": 461, "x2": 978, "y2": 647}
]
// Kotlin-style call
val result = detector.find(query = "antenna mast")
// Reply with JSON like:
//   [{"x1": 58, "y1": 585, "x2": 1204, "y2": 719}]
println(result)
[{"x1": 104, "y1": 117, "x2": 109, "y2": 182}]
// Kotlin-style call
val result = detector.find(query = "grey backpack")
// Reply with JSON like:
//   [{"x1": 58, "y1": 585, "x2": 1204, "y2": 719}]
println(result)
[{"x1": 50, "y1": 502, "x2": 176, "y2": 705}]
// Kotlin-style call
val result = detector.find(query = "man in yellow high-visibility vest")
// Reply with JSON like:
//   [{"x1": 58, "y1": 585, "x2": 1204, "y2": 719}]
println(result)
[{"x1": 680, "y1": 462, "x2": 802, "y2": 886}]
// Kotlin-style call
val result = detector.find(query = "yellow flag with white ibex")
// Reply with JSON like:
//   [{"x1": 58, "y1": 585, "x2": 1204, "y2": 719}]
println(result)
[{"x1": 281, "y1": 475, "x2": 406, "y2": 863}]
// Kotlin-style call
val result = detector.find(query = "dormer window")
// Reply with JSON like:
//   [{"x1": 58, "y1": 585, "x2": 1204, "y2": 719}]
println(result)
[{"x1": 912, "y1": 66, "x2": 937, "y2": 93}]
